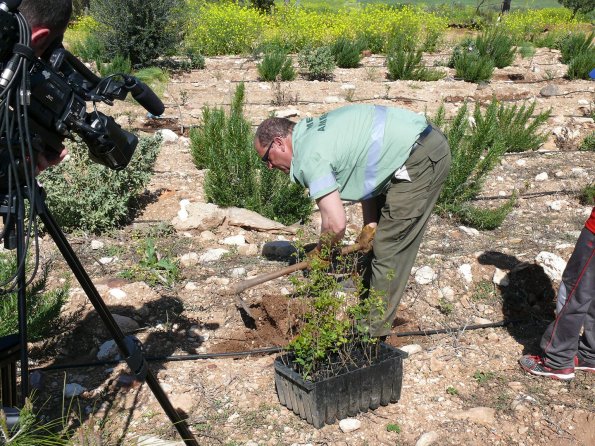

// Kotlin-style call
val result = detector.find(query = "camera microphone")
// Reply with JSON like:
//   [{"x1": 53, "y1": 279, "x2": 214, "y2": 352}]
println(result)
[{"x1": 123, "y1": 75, "x2": 165, "y2": 117}]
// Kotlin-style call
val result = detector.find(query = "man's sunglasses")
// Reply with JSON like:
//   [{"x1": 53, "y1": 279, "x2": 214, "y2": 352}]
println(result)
[{"x1": 261, "y1": 139, "x2": 274, "y2": 164}]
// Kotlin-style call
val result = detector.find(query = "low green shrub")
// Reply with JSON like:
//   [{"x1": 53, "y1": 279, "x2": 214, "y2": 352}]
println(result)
[
  {"x1": 454, "y1": 52, "x2": 494, "y2": 83},
  {"x1": 475, "y1": 27, "x2": 516, "y2": 68},
  {"x1": 558, "y1": 31, "x2": 594, "y2": 63},
  {"x1": 386, "y1": 45, "x2": 444, "y2": 81},
  {"x1": 331, "y1": 37, "x2": 363, "y2": 69},
  {"x1": 580, "y1": 131, "x2": 595, "y2": 151},
  {"x1": 498, "y1": 101, "x2": 550, "y2": 152},
  {"x1": 189, "y1": 83, "x2": 312, "y2": 225},
  {"x1": 119, "y1": 238, "x2": 180, "y2": 286},
  {"x1": 39, "y1": 135, "x2": 162, "y2": 233},
  {"x1": 566, "y1": 49, "x2": 595, "y2": 80},
  {"x1": 97, "y1": 54, "x2": 132, "y2": 76},
  {"x1": 518, "y1": 41, "x2": 536, "y2": 58},
  {"x1": 0, "y1": 255, "x2": 68, "y2": 341},
  {"x1": 578, "y1": 183, "x2": 595, "y2": 205},
  {"x1": 257, "y1": 49, "x2": 296, "y2": 81},
  {"x1": 298, "y1": 46, "x2": 336, "y2": 81}
]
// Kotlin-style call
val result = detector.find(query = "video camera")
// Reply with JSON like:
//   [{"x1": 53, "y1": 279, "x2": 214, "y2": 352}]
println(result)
[{"x1": 0, "y1": 0, "x2": 165, "y2": 180}]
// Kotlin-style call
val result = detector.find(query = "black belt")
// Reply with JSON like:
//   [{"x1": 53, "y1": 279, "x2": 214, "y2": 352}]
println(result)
[{"x1": 409, "y1": 124, "x2": 433, "y2": 157}]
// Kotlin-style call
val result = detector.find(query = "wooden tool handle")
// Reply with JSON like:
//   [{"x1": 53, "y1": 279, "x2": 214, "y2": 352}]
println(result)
[{"x1": 232, "y1": 242, "x2": 362, "y2": 294}]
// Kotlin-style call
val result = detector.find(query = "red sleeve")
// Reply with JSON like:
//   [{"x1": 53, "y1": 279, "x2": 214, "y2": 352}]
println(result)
[{"x1": 586, "y1": 207, "x2": 595, "y2": 234}]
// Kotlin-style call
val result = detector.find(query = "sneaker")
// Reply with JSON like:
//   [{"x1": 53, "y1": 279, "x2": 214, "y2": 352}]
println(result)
[
  {"x1": 519, "y1": 355, "x2": 575, "y2": 381},
  {"x1": 574, "y1": 356, "x2": 595, "y2": 373}
]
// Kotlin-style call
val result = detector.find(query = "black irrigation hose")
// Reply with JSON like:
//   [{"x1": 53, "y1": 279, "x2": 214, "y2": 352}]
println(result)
[{"x1": 31, "y1": 319, "x2": 517, "y2": 373}]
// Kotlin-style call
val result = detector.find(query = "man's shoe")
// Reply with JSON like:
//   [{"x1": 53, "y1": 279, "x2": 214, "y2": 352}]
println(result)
[
  {"x1": 519, "y1": 355, "x2": 575, "y2": 380},
  {"x1": 574, "y1": 356, "x2": 595, "y2": 373}
]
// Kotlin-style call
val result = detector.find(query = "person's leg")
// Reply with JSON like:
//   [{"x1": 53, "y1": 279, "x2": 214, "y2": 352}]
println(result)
[
  {"x1": 520, "y1": 227, "x2": 595, "y2": 379},
  {"x1": 368, "y1": 128, "x2": 450, "y2": 336}
]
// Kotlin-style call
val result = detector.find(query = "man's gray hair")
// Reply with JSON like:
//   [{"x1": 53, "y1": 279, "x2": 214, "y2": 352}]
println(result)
[
  {"x1": 255, "y1": 117, "x2": 295, "y2": 147},
  {"x1": 19, "y1": 0, "x2": 73, "y2": 31}
]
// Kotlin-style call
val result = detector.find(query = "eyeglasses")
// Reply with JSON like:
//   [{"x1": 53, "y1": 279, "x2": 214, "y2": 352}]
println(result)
[{"x1": 261, "y1": 139, "x2": 274, "y2": 164}]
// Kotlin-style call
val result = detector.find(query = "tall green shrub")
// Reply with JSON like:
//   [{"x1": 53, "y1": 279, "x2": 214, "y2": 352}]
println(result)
[
  {"x1": 431, "y1": 99, "x2": 549, "y2": 229},
  {"x1": 189, "y1": 83, "x2": 312, "y2": 225},
  {"x1": 90, "y1": 0, "x2": 185, "y2": 65},
  {"x1": 558, "y1": 31, "x2": 594, "y2": 63},
  {"x1": 454, "y1": 52, "x2": 494, "y2": 83},
  {"x1": 566, "y1": 49, "x2": 595, "y2": 80},
  {"x1": 39, "y1": 135, "x2": 162, "y2": 233},
  {"x1": 331, "y1": 37, "x2": 363, "y2": 69},
  {"x1": 386, "y1": 38, "x2": 443, "y2": 81},
  {"x1": 297, "y1": 46, "x2": 336, "y2": 81},
  {"x1": 257, "y1": 49, "x2": 296, "y2": 81},
  {"x1": 475, "y1": 27, "x2": 516, "y2": 69}
]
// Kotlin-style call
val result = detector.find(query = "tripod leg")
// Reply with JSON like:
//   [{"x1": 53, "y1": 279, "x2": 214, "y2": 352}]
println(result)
[{"x1": 35, "y1": 191, "x2": 198, "y2": 445}]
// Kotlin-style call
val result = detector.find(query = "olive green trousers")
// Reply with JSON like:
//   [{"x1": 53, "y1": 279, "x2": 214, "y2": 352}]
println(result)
[{"x1": 364, "y1": 125, "x2": 451, "y2": 337}]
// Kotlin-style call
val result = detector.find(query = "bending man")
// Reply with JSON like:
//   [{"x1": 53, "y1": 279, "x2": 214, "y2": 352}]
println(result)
[{"x1": 254, "y1": 104, "x2": 451, "y2": 337}]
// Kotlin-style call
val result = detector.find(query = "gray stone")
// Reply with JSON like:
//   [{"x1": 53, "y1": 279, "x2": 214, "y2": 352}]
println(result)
[
  {"x1": 226, "y1": 207, "x2": 296, "y2": 233},
  {"x1": 179, "y1": 252, "x2": 200, "y2": 267},
  {"x1": 64, "y1": 383, "x2": 86, "y2": 398},
  {"x1": 220, "y1": 235, "x2": 246, "y2": 246},
  {"x1": 198, "y1": 248, "x2": 229, "y2": 263},
  {"x1": 231, "y1": 267, "x2": 246, "y2": 278},
  {"x1": 156, "y1": 128, "x2": 179, "y2": 143},
  {"x1": 535, "y1": 172, "x2": 548, "y2": 181},
  {"x1": 97, "y1": 340, "x2": 119, "y2": 361},
  {"x1": 261, "y1": 240, "x2": 298, "y2": 260},
  {"x1": 414, "y1": 266, "x2": 436, "y2": 285},
  {"x1": 458, "y1": 264, "x2": 473, "y2": 283},
  {"x1": 540, "y1": 84, "x2": 560, "y2": 97},
  {"x1": 459, "y1": 226, "x2": 479, "y2": 237},
  {"x1": 399, "y1": 344, "x2": 423, "y2": 356},
  {"x1": 90, "y1": 240, "x2": 104, "y2": 250},
  {"x1": 535, "y1": 251, "x2": 566, "y2": 282},
  {"x1": 172, "y1": 202, "x2": 226, "y2": 231},
  {"x1": 111, "y1": 314, "x2": 140, "y2": 333}
]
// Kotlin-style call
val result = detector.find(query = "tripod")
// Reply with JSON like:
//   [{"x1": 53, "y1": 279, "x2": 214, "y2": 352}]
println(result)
[{"x1": 0, "y1": 183, "x2": 199, "y2": 445}]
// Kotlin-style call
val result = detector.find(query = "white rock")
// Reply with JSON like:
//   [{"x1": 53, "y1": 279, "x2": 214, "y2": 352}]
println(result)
[
  {"x1": 231, "y1": 267, "x2": 246, "y2": 278},
  {"x1": 220, "y1": 235, "x2": 246, "y2": 246},
  {"x1": 184, "y1": 281, "x2": 198, "y2": 290},
  {"x1": 324, "y1": 96, "x2": 343, "y2": 104},
  {"x1": 199, "y1": 230, "x2": 216, "y2": 241},
  {"x1": 534, "y1": 172, "x2": 548, "y2": 181},
  {"x1": 108, "y1": 288, "x2": 127, "y2": 300},
  {"x1": 515, "y1": 159, "x2": 527, "y2": 167},
  {"x1": 458, "y1": 264, "x2": 473, "y2": 283},
  {"x1": 99, "y1": 257, "x2": 115, "y2": 265},
  {"x1": 452, "y1": 407, "x2": 496, "y2": 425},
  {"x1": 198, "y1": 249, "x2": 229, "y2": 263},
  {"x1": 97, "y1": 340, "x2": 119, "y2": 361},
  {"x1": 473, "y1": 317, "x2": 493, "y2": 325},
  {"x1": 226, "y1": 412, "x2": 240, "y2": 423},
  {"x1": 416, "y1": 431, "x2": 440, "y2": 446},
  {"x1": 535, "y1": 251, "x2": 566, "y2": 281},
  {"x1": 339, "y1": 418, "x2": 361, "y2": 433},
  {"x1": 548, "y1": 200, "x2": 567, "y2": 211},
  {"x1": 179, "y1": 252, "x2": 200, "y2": 267},
  {"x1": 90, "y1": 240, "x2": 104, "y2": 250},
  {"x1": 237, "y1": 244, "x2": 259, "y2": 256},
  {"x1": 172, "y1": 203, "x2": 226, "y2": 231},
  {"x1": 64, "y1": 383, "x2": 86, "y2": 398},
  {"x1": 111, "y1": 314, "x2": 140, "y2": 333},
  {"x1": 571, "y1": 167, "x2": 588, "y2": 178},
  {"x1": 459, "y1": 226, "x2": 479, "y2": 237},
  {"x1": 578, "y1": 99, "x2": 590, "y2": 106},
  {"x1": 440, "y1": 286, "x2": 455, "y2": 301},
  {"x1": 400, "y1": 344, "x2": 423, "y2": 356},
  {"x1": 493, "y1": 268, "x2": 510, "y2": 287},
  {"x1": 157, "y1": 129, "x2": 179, "y2": 143},
  {"x1": 177, "y1": 199, "x2": 190, "y2": 220},
  {"x1": 341, "y1": 84, "x2": 356, "y2": 90},
  {"x1": 415, "y1": 266, "x2": 436, "y2": 285},
  {"x1": 274, "y1": 108, "x2": 300, "y2": 118}
]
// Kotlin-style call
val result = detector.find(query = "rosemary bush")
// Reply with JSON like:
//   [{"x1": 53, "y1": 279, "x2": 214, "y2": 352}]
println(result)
[
  {"x1": 257, "y1": 49, "x2": 296, "y2": 81},
  {"x1": 566, "y1": 49, "x2": 595, "y2": 80},
  {"x1": 579, "y1": 183, "x2": 595, "y2": 205},
  {"x1": 431, "y1": 98, "x2": 548, "y2": 229},
  {"x1": 39, "y1": 135, "x2": 162, "y2": 233},
  {"x1": 386, "y1": 44, "x2": 444, "y2": 81},
  {"x1": 454, "y1": 52, "x2": 494, "y2": 83},
  {"x1": 580, "y1": 131, "x2": 595, "y2": 152},
  {"x1": 331, "y1": 37, "x2": 363, "y2": 69},
  {"x1": 0, "y1": 254, "x2": 68, "y2": 341},
  {"x1": 474, "y1": 27, "x2": 516, "y2": 69},
  {"x1": 189, "y1": 83, "x2": 312, "y2": 225},
  {"x1": 297, "y1": 46, "x2": 336, "y2": 81},
  {"x1": 558, "y1": 31, "x2": 593, "y2": 63}
]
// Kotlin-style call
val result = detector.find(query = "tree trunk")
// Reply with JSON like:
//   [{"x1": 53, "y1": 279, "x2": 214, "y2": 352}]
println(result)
[{"x1": 502, "y1": 0, "x2": 512, "y2": 13}]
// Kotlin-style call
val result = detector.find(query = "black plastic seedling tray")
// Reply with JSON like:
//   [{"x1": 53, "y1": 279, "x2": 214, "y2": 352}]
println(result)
[{"x1": 274, "y1": 343, "x2": 408, "y2": 428}]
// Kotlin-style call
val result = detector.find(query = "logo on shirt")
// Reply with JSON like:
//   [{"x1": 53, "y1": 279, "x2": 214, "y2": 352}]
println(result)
[{"x1": 318, "y1": 113, "x2": 328, "y2": 132}]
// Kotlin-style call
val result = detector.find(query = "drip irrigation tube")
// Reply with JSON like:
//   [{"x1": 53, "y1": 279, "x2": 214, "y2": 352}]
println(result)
[{"x1": 31, "y1": 319, "x2": 519, "y2": 373}]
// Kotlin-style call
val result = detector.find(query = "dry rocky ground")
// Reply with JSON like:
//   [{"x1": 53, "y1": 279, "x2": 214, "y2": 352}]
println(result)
[{"x1": 22, "y1": 45, "x2": 595, "y2": 445}]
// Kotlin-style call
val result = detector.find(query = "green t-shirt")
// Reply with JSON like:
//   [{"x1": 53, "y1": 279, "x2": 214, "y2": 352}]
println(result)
[{"x1": 289, "y1": 104, "x2": 428, "y2": 201}]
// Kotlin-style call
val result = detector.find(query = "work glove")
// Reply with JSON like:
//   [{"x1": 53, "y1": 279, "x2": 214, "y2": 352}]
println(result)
[{"x1": 356, "y1": 224, "x2": 376, "y2": 253}]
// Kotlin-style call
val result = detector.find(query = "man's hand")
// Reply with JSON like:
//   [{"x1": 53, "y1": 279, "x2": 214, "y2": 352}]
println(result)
[
  {"x1": 36, "y1": 147, "x2": 68, "y2": 174},
  {"x1": 356, "y1": 224, "x2": 376, "y2": 253}
]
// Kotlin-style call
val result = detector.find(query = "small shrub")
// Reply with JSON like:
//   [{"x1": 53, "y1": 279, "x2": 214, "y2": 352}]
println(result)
[
  {"x1": 298, "y1": 46, "x2": 336, "y2": 81},
  {"x1": 97, "y1": 53, "x2": 132, "y2": 76},
  {"x1": 454, "y1": 51, "x2": 494, "y2": 83},
  {"x1": 0, "y1": 255, "x2": 68, "y2": 341},
  {"x1": 473, "y1": 370, "x2": 495, "y2": 384},
  {"x1": 566, "y1": 49, "x2": 595, "y2": 80},
  {"x1": 189, "y1": 83, "x2": 312, "y2": 225},
  {"x1": 39, "y1": 135, "x2": 162, "y2": 233},
  {"x1": 475, "y1": 27, "x2": 516, "y2": 69},
  {"x1": 579, "y1": 131, "x2": 595, "y2": 151},
  {"x1": 448, "y1": 37, "x2": 476, "y2": 68},
  {"x1": 386, "y1": 423, "x2": 401, "y2": 433},
  {"x1": 438, "y1": 297, "x2": 454, "y2": 315},
  {"x1": 446, "y1": 386, "x2": 459, "y2": 395},
  {"x1": 386, "y1": 45, "x2": 444, "y2": 81},
  {"x1": 257, "y1": 50, "x2": 296, "y2": 81},
  {"x1": 518, "y1": 42, "x2": 536, "y2": 59},
  {"x1": 579, "y1": 183, "x2": 595, "y2": 205},
  {"x1": 185, "y1": 47, "x2": 206, "y2": 70},
  {"x1": 119, "y1": 238, "x2": 180, "y2": 286},
  {"x1": 331, "y1": 37, "x2": 363, "y2": 69},
  {"x1": 498, "y1": 101, "x2": 550, "y2": 153},
  {"x1": 558, "y1": 31, "x2": 593, "y2": 64}
]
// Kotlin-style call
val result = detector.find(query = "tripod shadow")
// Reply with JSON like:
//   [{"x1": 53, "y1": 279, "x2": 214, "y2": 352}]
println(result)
[
  {"x1": 31, "y1": 292, "x2": 218, "y2": 444},
  {"x1": 477, "y1": 251, "x2": 556, "y2": 354}
]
